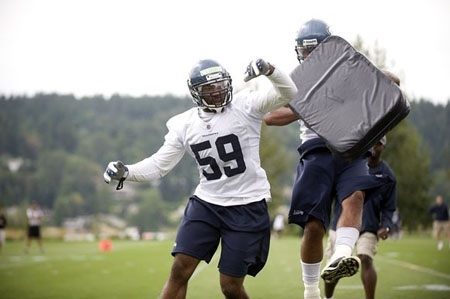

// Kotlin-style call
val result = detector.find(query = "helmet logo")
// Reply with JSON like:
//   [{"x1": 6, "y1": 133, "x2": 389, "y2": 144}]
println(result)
[
  {"x1": 200, "y1": 66, "x2": 223, "y2": 76},
  {"x1": 206, "y1": 73, "x2": 223, "y2": 80},
  {"x1": 302, "y1": 38, "x2": 318, "y2": 47}
]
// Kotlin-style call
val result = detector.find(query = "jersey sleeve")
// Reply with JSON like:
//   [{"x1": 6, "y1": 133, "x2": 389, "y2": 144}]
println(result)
[
  {"x1": 240, "y1": 68, "x2": 297, "y2": 117},
  {"x1": 126, "y1": 115, "x2": 186, "y2": 182}
]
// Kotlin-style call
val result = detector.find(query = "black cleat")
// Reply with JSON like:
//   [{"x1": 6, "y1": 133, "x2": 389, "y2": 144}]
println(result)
[{"x1": 321, "y1": 256, "x2": 360, "y2": 283}]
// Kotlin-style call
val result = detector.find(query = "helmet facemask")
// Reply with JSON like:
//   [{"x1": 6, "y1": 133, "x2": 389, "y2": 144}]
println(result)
[
  {"x1": 189, "y1": 73, "x2": 232, "y2": 112},
  {"x1": 295, "y1": 39, "x2": 319, "y2": 63},
  {"x1": 187, "y1": 60, "x2": 233, "y2": 112},
  {"x1": 195, "y1": 79, "x2": 232, "y2": 109}
]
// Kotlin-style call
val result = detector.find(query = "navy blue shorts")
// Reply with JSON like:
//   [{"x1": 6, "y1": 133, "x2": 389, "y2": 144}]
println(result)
[
  {"x1": 28, "y1": 225, "x2": 41, "y2": 238},
  {"x1": 172, "y1": 196, "x2": 270, "y2": 277},
  {"x1": 288, "y1": 138, "x2": 384, "y2": 229}
]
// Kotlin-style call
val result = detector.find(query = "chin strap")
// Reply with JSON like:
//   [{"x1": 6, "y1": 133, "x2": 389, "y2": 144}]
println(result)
[
  {"x1": 116, "y1": 178, "x2": 126, "y2": 190},
  {"x1": 203, "y1": 107, "x2": 226, "y2": 113}
]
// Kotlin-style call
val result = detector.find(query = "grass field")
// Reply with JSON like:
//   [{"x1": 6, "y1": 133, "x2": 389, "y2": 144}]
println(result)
[{"x1": 1, "y1": 235, "x2": 449, "y2": 299}]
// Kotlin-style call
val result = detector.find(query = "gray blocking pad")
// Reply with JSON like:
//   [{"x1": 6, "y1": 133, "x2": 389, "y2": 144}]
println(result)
[{"x1": 289, "y1": 35, "x2": 410, "y2": 160}]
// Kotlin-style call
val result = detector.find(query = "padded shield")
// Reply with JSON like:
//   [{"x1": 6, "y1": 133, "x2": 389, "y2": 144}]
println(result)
[{"x1": 289, "y1": 35, "x2": 410, "y2": 160}]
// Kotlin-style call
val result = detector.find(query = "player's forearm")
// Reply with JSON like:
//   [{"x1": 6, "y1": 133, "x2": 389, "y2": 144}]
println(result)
[
  {"x1": 255, "y1": 68, "x2": 297, "y2": 115},
  {"x1": 264, "y1": 106, "x2": 299, "y2": 126},
  {"x1": 126, "y1": 146, "x2": 185, "y2": 182},
  {"x1": 267, "y1": 68, "x2": 297, "y2": 105}
]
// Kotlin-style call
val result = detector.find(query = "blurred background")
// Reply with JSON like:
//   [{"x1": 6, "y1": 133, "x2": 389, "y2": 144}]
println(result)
[
  {"x1": 0, "y1": 0, "x2": 450, "y2": 299},
  {"x1": 0, "y1": 1, "x2": 449, "y2": 298}
]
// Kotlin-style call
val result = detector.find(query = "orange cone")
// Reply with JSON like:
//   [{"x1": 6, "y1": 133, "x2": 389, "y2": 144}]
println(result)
[{"x1": 98, "y1": 239, "x2": 113, "y2": 252}]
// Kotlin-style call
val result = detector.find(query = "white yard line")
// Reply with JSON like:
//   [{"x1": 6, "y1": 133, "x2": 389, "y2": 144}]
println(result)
[{"x1": 378, "y1": 255, "x2": 450, "y2": 281}]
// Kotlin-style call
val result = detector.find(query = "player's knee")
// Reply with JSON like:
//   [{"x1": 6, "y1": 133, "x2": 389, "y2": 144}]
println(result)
[
  {"x1": 358, "y1": 254, "x2": 373, "y2": 268},
  {"x1": 305, "y1": 218, "x2": 325, "y2": 235},
  {"x1": 220, "y1": 275, "x2": 245, "y2": 298},
  {"x1": 342, "y1": 191, "x2": 364, "y2": 213},
  {"x1": 169, "y1": 256, "x2": 195, "y2": 283},
  {"x1": 304, "y1": 218, "x2": 325, "y2": 239},
  {"x1": 221, "y1": 282, "x2": 242, "y2": 298},
  {"x1": 346, "y1": 191, "x2": 364, "y2": 204}
]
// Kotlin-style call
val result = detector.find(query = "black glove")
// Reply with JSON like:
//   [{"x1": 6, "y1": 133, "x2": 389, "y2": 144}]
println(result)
[
  {"x1": 243, "y1": 58, "x2": 274, "y2": 82},
  {"x1": 103, "y1": 161, "x2": 128, "y2": 190}
]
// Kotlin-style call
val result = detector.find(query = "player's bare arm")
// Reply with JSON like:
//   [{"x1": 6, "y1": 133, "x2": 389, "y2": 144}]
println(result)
[{"x1": 263, "y1": 106, "x2": 299, "y2": 126}]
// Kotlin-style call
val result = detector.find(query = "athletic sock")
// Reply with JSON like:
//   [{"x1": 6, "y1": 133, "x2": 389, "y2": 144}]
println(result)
[
  {"x1": 330, "y1": 227, "x2": 359, "y2": 261},
  {"x1": 302, "y1": 261, "x2": 321, "y2": 298},
  {"x1": 301, "y1": 261, "x2": 321, "y2": 285}
]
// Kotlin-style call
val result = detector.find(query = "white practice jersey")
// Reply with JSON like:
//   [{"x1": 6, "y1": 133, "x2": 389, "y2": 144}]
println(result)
[
  {"x1": 27, "y1": 208, "x2": 43, "y2": 226},
  {"x1": 298, "y1": 120, "x2": 319, "y2": 144},
  {"x1": 126, "y1": 68, "x2": 297, "y2": 206}
]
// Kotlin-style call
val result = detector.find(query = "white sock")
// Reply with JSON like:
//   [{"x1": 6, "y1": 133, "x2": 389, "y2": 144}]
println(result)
[
  {"x1": 330, "y1": 227, "x2": 359, "y2": 261},
  {"x1": 301, "y1": 261, "x2": 321, "y2": 286}
]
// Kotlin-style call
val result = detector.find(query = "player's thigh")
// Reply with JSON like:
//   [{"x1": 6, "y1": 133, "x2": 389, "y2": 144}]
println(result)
[
  {"x1": 290, "y1": 150, "x2": 334, "y2": 227},
  {"x1": 169, "y1": 253, "x2": 202, "y2": 281},
  {"x1": 219, "y1": 200, "x2": 270, "y2": 278},
  {"x1": 335, "y1": 157, "x2": 381, "y2": 202},
  {"x1": 172, "y1": 197, "x2": 221, "y2": 262}
]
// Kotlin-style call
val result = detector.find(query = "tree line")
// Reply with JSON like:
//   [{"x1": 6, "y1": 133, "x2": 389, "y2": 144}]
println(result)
[{"x1": 0, "y1": 93, "x2": 447, "y2": 231}]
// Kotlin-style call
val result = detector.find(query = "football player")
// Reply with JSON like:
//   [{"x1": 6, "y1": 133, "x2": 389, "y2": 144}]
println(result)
[
  {"x1": 324, "y1": 135, "x2": 397, "y2": 299},
  {"x1": 264, "y1": 19, "x2": 385, "y2": 299},
  {"x1": 104, "y1": 58, "x2": 297, "y2": 299}
]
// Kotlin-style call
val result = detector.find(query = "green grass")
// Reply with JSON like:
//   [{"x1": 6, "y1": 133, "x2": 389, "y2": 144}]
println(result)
[{"x1": 1, "y1": 235, "x2": 449, "y2": 299}]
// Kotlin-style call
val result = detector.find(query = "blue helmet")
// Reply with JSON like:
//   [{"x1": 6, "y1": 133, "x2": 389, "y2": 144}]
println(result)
[
  {"x1": 295, "y1": 19, "x2": 331, "y2": 62},
  {"x1": 187, "y1": 59, "x2": 233, "y2": 111}
]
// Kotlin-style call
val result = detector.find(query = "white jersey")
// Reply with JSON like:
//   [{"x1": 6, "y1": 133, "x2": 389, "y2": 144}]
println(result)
[
  {"x1": 298, "y1": 120, "x2": 319, "y2": 144},
  {"x1": 27, "y1": 208, "x2": 43, "y2": 226},
  {"x1": 126, "y1": 68, "x2": 297, "y2": 206}
]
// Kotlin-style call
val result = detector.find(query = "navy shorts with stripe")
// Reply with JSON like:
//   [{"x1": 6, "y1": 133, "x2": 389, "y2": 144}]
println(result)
[
  {"x1": 288, "y1": 138, "x2": 384, "y2": 229},
  {"x1": 172, "y1": 196, "x2": 270, "y2": 277}
]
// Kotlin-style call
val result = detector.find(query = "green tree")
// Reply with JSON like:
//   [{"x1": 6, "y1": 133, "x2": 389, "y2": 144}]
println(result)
[
  {"x1": 53, "y1": 193, "x2": 85, "y2": 225},
  {"x1": 260, "y1": 125, "x2": 295, "y2": 215},
  {"x1": 383, "y1": 121, "x2": 431, "y2": 229},
  {"x1": 127, "y1": 189, "x2": 168, "y2": 231},
  {"x1": 352, "y1": 36, "x2": 435, "y2": 229}
]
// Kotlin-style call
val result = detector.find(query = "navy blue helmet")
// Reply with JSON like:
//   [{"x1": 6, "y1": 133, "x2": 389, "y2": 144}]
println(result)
[
  {"x1": 295, "y1": 19, "x2": 331, "y2": 62},
  {"x1": 187, "y1": 59, "x2": 233, "y2": 110}
]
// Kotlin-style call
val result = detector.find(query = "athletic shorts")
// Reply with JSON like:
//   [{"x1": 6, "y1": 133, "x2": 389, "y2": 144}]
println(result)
[
  {"x1": 356, "y1": 232, "x2": 378, "y2": 258},
  {"x1": 433, "y1": 220, "x2": 450, "y2": 239},
  {"x1": 324, "y1": 230, "x2": 378, "y2": 261},
  {"x1": 28, "y1": 225, "x2": 41, "y2": 238},
  {"x1": 288, "y1": 138, "x2": 384, "y2": 229},
  {"x1": 172, "y1": 196, "x2": 270, "y2": 277},
  {"x1": 0, "y1": 229, "x2": 5, "y2": 244}
]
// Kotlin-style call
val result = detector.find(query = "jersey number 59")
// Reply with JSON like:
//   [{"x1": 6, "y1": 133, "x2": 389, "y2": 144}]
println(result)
[{"x1": 190, "y1": 134, "x2": 247, "y2": 180}]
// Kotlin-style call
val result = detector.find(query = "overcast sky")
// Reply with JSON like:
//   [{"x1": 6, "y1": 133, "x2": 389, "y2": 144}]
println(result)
[{"x1": 1, "y1": 0, "x2": 449, "y2": 104}]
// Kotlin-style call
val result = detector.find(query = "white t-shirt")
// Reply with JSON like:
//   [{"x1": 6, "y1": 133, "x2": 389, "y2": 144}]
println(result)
[
  {"x1": 27, "y1": 208, "x2": 43, "y2": 226},
  {"x1": 298, "y1": 120, "x2": 319, "y2": 144},
  {"x1": 126, "y1": 68, "x2": 297, "y2": 206}
]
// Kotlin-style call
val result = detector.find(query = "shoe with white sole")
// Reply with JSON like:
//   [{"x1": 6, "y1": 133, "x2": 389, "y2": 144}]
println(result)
[
  {"x1": 321, "y1": 255, "x2": 360, "y2": 283},
  {"x1": 304, "y1": 287, "x2": 321, "y2": 299}
]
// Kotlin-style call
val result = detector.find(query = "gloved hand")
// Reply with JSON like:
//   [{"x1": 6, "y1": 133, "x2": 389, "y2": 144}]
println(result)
[
  {"x1": 103, "y1": 161, "x2": 128, "y2": 190},
  {"x1": 243, "y1": 58, "x2": 275, "y2": 82}
]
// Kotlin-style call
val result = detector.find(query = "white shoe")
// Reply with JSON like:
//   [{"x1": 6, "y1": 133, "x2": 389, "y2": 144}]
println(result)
[
  {"x1": 304, "y1": 288, "x2": 321, "y2": 299},
  {"x1": 438, "y1": 241, "x2": 444, "y2": 251},
  {"x1": 321, "y1": 255, "x2": 360, "y2": 283}
]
